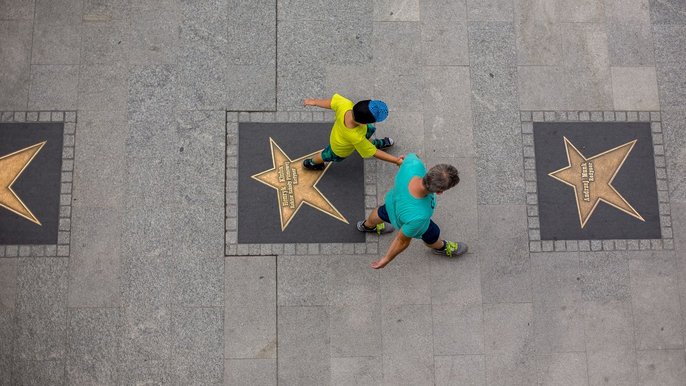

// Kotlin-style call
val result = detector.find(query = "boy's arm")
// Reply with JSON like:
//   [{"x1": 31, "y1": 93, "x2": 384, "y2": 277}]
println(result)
[
  {"x1": 303, "y1": 98, "x2": 332, "y2": 109},
  {"x1": 373, "y1": 149, "x2": 404, "y2": 166},
  {"x1": 371, "y1": 231, "x2": 412, "y2": 269}
]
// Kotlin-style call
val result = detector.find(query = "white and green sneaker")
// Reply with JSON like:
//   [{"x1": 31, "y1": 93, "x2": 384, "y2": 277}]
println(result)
[
  {"x1": 432, "y1": 241, "x2": 468, "y2": 257},
  {"x1": 356, "y1": 220, "x2": 395, "y2": 235}
]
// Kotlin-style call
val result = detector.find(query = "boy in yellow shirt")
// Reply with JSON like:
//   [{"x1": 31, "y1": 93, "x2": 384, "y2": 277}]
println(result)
[{"x1": 302, "y1": 94, "x2": 402, "y2": 170}]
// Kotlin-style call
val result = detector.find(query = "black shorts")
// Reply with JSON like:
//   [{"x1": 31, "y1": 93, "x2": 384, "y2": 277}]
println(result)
[{"x1": 377, "y1": 204, "x2": 441, "y2": 244}]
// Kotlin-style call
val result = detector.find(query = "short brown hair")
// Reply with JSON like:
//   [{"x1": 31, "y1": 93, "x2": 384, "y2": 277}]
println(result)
[{"x1": 423, "y1": 164, "x2": 459, "y2": 193}]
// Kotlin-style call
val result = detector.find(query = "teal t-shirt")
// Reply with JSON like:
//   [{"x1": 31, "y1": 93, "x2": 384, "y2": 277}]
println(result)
[{"x1": 384, "y1": 153, "x2": 436, "y2": 239}]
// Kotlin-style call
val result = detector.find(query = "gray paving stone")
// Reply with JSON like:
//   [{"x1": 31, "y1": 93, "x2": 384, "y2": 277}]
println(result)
[
  {"x1": 228, "y1": 0, "x2": 276, "y2": 65},
  {"x1": 68, "y1": 206, "x2": 122, "y2": 307},
  {"x1": 535, "y1": 352, "x2": 588, "y2": 385},
  {"x1": 653, "y1": 24, "x2": 686, "y2": 110},
  {"x1": 14, "y1": 360, "x2": 65, "y2": 385},
  {"x1": 172, "y1": 306, "x2": 222, "y2": 360},
  {"x1": 227, "y1": 65, "x2": 276, "y2": 111},
  {"x1": 518, "y1": 66, "x2": 614, "y2": 110},
  {"x1": 382, "y1": 304, "x2": 434, "y2": 385},
  {"x1": 277, "y1": 306, "x2": 330, "y2": 385},
  {"x1": 77, "y1": 64, "x2": 128, "y2": 111},
  {"x1": 177, "y1": 55, "x2": 228, "y2": 111},
  {"x1": 225, "y1": 304, "x2": 276, "y2": 359},
  {"x1": 423, "y1": 66, "x2": 474, "y2": 157},
  {"x1": 649, "y1": 0, "x2": 686, "y2": 24},
  {"x1": 225, "y1": 359, "x2": 276, "y2": 386},
  {"x1": 35, "y1": 0, "x2": 82, "y2": 24},
  {"x1": 0, "y1": 0, "x2": 34, "y2": 19},
  {"x1": 478, "y1": 205, "x2": 531, "y2": 303},
  {"x1": 327, "y1": 255, "x2": 380, "y2": 306},
  {"x1": 607, "y1": 22, "x2": 655, "y2": 66},
  {"x1": 584, "y1": 300, "x2": 635, "y2": 353},
  {"x1": 119, "y1": 360, "x2": 171, "y2": 386},
  {"x1": 277, "y1": 255, "x2": 328, "y2": 306},
  {"x1": 372, "y1": 21, "x2": 420, "y2": 70},
  {"x1": 611, "y1": 66, "x2": 660, "y2": 110},
  {"x1": 31, "y1": 24, "x2": 81, "y2": 65},
  {"x1": 0, "y1": 259, "x2": 17, "y2": 311},
  {"x1": 560, "y1": 22, "x2": 610, "y2": 70},
  {"x1": 80, "y1": 22, "x2": 129, "y2": 65},
  {"x1": 82, "y1": 0, "x2": 130, "y2": 21},
  {"x1": 121, "y1": 304, "x2": 171, "y2": 362},
  {"x1": 467, "y1": 0, "x2": 512, "y2": 21},
  {"x1": 556, "y1": 0, "x2": 605, "y2": 22},
  {"x1": 172, "y1": 257, "x2": 223, "y2": 307},
  {"x1": 484, "y1": 303, "x2": 533, "y2": 354},
  {"x1": 421, "y1": 21, "x2": 469, "y2": 66},
  {"x1": 587, "y1": 350, "x2": 638, "y2": 386},
  {"x1": 378, "y1": 243, "x2": 432, "y2": 305},
  {"x1": 329, "y1": 304, "x2": 381, "y2": 357},
  {"x1": 373, "y1": 0, "x2": 420, "y2": 21},
  {"x1": 432, "y1": 303, "x2": 484, "y2": 355},
  {"x1": 485, "y1": 353, "x2": 536, "y2": 386},
  {"x1": 0, "y1": 22, "x2": 32, "y2": 110},
  {"x1": 330, "y1": 356, "x2": 382, "y2": 386},
  {"x1": 66, "y1": 308, "x2": 121, "y2": 385},
  {"x1": 636, "y1": 350, "x2": 686, "y2": 386},
  {"x1": 514, "y1": 0, "x2": 562, "y2": 66},
  {"x1": 127, "y1": 4, "x2": 180, "y2": 65},
  {"x1": 28, "y1": 65, "x2": 79, "y2": 110},
  {"x1": 661, "y1": 110, "x2": 686, "y2": 201},
  {"x1": 580, "y1": 251, "x2": 630, "y2": 302},
  {"x1": 629, "y1": 254, "x2": 684, "y2": 350},
  {"x1": 373, "y1": 67, "x2": 423, "y2": 112},
  {"x1": 434, "y1": 355, "x2": 485, "y2": 386},
  {"x1": 171, "y1": 356, "x2": 223, "y2": 385},
  {"x1": 16, "y1": 258, "x2": 69, "y2": 361},
  {"x1": 430, "y1": 246, "x2": 481, "y2": 306}
]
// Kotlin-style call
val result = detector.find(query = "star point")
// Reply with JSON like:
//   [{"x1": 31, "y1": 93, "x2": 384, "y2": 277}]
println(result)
[
  {"x1": 251, "y1": 138, "x2": 348, "y2": 231},
  {"x1": 0, "y1": 141, "x2": 46, "y2": 225}
]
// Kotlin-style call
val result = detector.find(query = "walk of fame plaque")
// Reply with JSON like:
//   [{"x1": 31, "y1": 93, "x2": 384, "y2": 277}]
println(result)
[
  {"x1": 534, "y1": 122, "x2": 661, "y2": 240},
  {"x1": 237, "y1": 122, "x2": 365, "y2": 244},
  {"x1": 0, "y1": 122, "x2": 64, "y2": 245}
]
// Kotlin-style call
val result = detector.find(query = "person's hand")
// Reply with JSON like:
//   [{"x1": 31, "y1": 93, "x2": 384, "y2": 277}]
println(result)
[
  {"x1": 371, "y1": 258, "x2": 390, "y2": 269},
  {"x1": 395, "y1": 155, "x2": 405, "y2": 166},
  {"x1": 303, "y1": 98, "x2": 315, "y2": 106}
]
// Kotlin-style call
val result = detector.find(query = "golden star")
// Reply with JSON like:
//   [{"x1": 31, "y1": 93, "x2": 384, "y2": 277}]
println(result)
[
  {"x1": 0, "y1": 142, "x2": 46, "y2": 225},
  {"x1": 549, "y1": 137, "x2": 644, "y2": 228},
  {"x1": 251, "y1": 137, "x2": 348, "y2": 231}
]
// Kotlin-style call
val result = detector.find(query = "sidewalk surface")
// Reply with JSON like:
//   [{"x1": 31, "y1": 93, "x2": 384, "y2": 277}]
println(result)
[{"x1": 1, "y1": 0, "x2": 685, "y2": 384}]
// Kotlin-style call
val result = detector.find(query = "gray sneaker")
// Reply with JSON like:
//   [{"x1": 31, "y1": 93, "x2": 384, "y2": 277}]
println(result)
[
  {"x1": 356, "y1": 220, "x2": 395, "y2": 235},
  {"x1": 432, "y1": 241, "x2": 468, "y2": 257}
]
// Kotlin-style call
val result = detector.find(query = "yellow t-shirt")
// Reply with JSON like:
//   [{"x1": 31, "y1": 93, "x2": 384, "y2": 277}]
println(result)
[{"x1": 329, "y1": 94, "x2": 377, "y2": 158}]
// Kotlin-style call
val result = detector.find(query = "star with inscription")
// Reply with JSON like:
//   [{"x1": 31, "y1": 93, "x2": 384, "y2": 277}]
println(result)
[
  {"x1": 0, "y1": 142, "x2": 46, "y2": 225},
  {"x1": 549, "y1": 137, "x2": 644, "y2": 228},
  {"x1": 251, "y1": 138, "x2": 348, "y2": 231}
]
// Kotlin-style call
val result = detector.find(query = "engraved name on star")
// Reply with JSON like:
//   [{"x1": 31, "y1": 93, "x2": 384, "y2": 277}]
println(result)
[
  {"x1": 0, "y1": 142, "x2": 46, "y2": 225},
  {"x1": 548, "y1": 137, "x2": 643, "y2": 228},
  {"x1": 251, "y1": 137, "x2": 348, "y2": 231}
]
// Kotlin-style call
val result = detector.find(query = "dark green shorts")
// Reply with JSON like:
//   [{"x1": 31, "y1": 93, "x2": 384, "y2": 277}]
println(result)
[{"x1": 321, "y1": 145, "x2": 346, "y2": 163}]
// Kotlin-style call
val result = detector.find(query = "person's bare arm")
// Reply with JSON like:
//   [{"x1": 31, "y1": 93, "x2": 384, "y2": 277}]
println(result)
[
  {"x1": 303, "y1": 98, "x2": 332, "y2": 109},
  {"x1": 373, "y1": 149, "x2": 404, "y2": 166},
  {"x1": 371, "y1": 231, "x2": 412, "y2": 269}
]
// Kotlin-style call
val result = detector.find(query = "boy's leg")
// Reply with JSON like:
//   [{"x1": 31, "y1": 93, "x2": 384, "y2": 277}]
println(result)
[
  {"x1": 312, "y1": 151, "x2": 324, "y2": 164},
  {"x1": 366, "y1": 124, "x2": 394, "y2": 149},
  {"x1": 303, "y1": 150, "x2": 326, "y2": 170}
]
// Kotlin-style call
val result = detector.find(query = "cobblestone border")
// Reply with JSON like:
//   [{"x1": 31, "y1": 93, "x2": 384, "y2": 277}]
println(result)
[
  {"x1": 520, "y1": 110, "x2": 674, "y2": 253},
  {"x1": 224, "y1": 111, "x2": 380, "y2": 256},
  {"x1": 0, "y1": 111, "x2": 76, "y2": 258}
]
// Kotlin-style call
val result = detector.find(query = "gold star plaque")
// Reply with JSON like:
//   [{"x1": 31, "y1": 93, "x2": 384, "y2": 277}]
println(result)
[
  {"x1": 0, "y1": 142, "x2": 46, "y2": 225},
  {"x1": 251, "y1": 138, "x2": 348, "y2": 231},
  {"x1": 549, "y1": 137, "x2": 644, "y2": 228}
]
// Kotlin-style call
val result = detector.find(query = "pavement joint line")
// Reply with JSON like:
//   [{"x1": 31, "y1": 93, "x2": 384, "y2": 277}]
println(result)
[{"x1": 521, "y1": 110, "x2": 674, "y2": 252}]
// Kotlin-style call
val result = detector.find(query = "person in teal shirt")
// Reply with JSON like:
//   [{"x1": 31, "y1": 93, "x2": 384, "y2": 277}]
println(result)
[{"x1": 357, "y1": 154, "x2": 468, "y2": 269}]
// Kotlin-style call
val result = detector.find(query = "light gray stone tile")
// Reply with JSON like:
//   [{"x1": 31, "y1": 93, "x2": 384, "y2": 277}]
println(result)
[
  {"x1": 0, "y1": 21, "x2": 33, "y2": 110},
  {"x1": 478, "y1": 205, "x2": 531, "y2": 303},
  {"x1": 518, "y1": 65, "x2": 614, "y2": 110},
  {"x1": 35, "y1": 0, "x2": 82, "y2": 24},
  {"x1": 330, "y1": 356, "x2": 382, "y2": 386},
  {"x1": 629, "y1": 254, "x2": 684, "y2": 350},
  {"x1": 77, "y1": 64, "x2": 128, "y2": 111},
  {"x1": 432, "y1": 303, "x2": 484, "y2": 355},
  {"x1": 323, "y1": 64, "x2": 375, "y2": 104},
  {"x1": 430, "y1": 247, "x2": 481, "y2": 307},
  {"x1": 379, "y1": 243, "x2": 432, "y2": 305},
  {"x1": 228, "y1": 0, "x2": 275, "y2": 65},
  {"x1": 80, "y1": 22, "x2": 129, "y2": 65},
  {"x1": 580, "y1": 251, "x2": 630, "y2": 302},
  {"x1": 587, "y1": 350, "x2": 638, "y2": 386},
  {"x1": 172, "y1": 257, "x2": 223, "y2": 307},
  {"x1": 327, "y1": 255, "x2": 380, "y2": 306},
  {"x1": 535, "y1": 352, "x2": 588, "y2": 385},
  {"x1": 329, "y1": 304, "x2": 381, "y2": 357},
  {"x1": 31, "y1": 24, "x2": 81, "y2": 65},
  {"x1": 28, "y1": 65, "x2": 79, "y2": 110},
  {"x1": 16, "y1": 258, "x2": 69, "y2": 361},
  {"x1": 227, "y1": 65, "x2": 276, "y2": 111},
  {"x1": 82, "y1": 0, "x2": 130, "y2": 21},
  {"x1": 277, "y1": 255, "x2": 328, "y2": 306},
  {"x1": 225, "y1": 304, "x2": 276, "y2": 359},
  {"x1": 653, "y1": 25, "x2": 686, "y2": 110},
  {"x1": 485, "y1": 353, "x2": 536, "y2": 386},
  {"x1": 468, "y1": 0, "x2": 513, "y2": 21},
  {"x1": 14, "y1": 360, "x2": 65, "y2": 385},
  {"x1": 607, "y1": 22, "x2": 655, "y2": 66},
  {"x1": 277, "y1": 306, "x2": 330, "y2": 385},
  {"x1": 0, "y1": 259, "x2": 17, "y2": 310},
  {"x1": 121, "y1": 254, "x2": 172, "y2": 307},
  {"x1": 371, "y1": 21, "x2": 420, "y2": 70},
  {"x1": 612, "y1": 66, "x2": 660, "y2": 110},
  {"x1": 661, "y1": 110, "x2": 686, "y2": 201},
  {"x1": 120, "y1": 360, "x2": 171, "y2": 385},
  {"x1": 127, "y1": 5, "x2": 180, "y2": 65},
  {"x1": 225, "y1": 256, "x2": 275, "y2": 307},
  {"x1": 66, "y1": 308, "x2": 121, "y2": 385},
  {"x1": 225, "y1": 359, "x2": 276, "y2": 386},
  {"x1": 423, "y1": 66, "x2": 474, "y2": 156},
  {"x1": 434, "y1": 355, "x2": 486, "y2": 386},
  {"x1": 0, "y1": 0, "x2": 34, "y2": 19},
  {"x1": 381, "y1": 304, "x2": 434, "y2": 386},
  {"x1": 421, "y1": 21, "x2": 469, "y2": 66},
  {"x1": 636, "y1": 350, "x2": 686, "y2": 386},
  {"x1": 648, "y1": 0, "x2": 686, "y2": 24},
  {"x1": 531, "y1": 252, "x2": 582, "y2": 306},
  {"x1": 584, "y1": 300, "x2": 635, "y2": 353},
  {"x1": 172, "y1": 306, "x2": 222, "y2": 360},
  {"x1": 560, "y1": 22, "x2": 610, "y2": 69},
  {"x1": 484, "y1": 303, "x2": 533, "y2": 354},
  {"x1": 121, "y1": 304, "x2": 171, "y2": 362},
  {"x1": 514, "y1": 0, "x2": 562, "y2": 66},
  {"x1": 534, "y1": 300, "x2": 585, "y2": 354},
  {"x1": 373, "y1": 0, "x2": 420, "y2": 21},
  {"x1": 171, "y1": 356, "x2": 223, "y2": 385},
  {"x1": 555, "y1": 0, "x2": 605, "y2": 22},
  {"x1": 68, "y1": 206, "x2": 122, "y2": 307}
]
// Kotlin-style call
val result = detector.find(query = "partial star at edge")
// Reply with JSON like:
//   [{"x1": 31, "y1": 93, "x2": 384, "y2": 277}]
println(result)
[
  {"x1": 0, "y1": 142, "x2": 46, "y2": 225},
  {"x1": 548, "y1": 137, "x2": 643, "y2": 228},
  {"x1": 251, "y1": 137, "x2": 348, "y2": 231}
]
